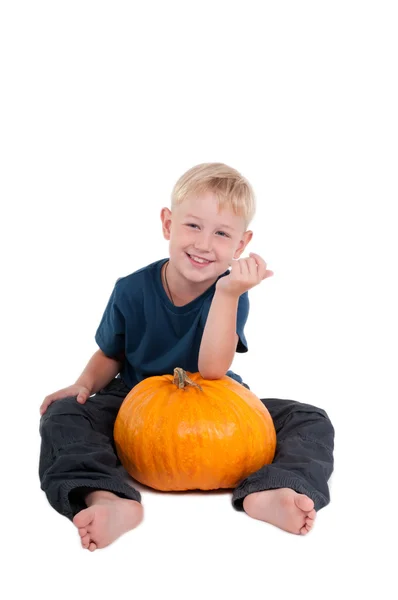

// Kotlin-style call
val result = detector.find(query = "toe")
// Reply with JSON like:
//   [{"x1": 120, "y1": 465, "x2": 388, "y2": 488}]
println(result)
[
  {"x1": 81, "y1": 534, "x2": 91, "y2": 549},
  {"x1": 307, "y1": 509, "x2": 316, "y2": 520},
  {"x1": 295, "y1": 493, "x2": 314, "y2": 512},
  {"x1": 73, "y1": 507, "x2": 93, "y2": 529},
  {"x1": 300, "y1": 524, "x2": 310, "y2": 535},
  {"x1": 78, "y1": 527, "x2": 88, "y2": 538},
  {"x1": 301, "y1": 521, "x2": 314, "y2": 534},
  {"x1": 88, "y1": 542, "x2": 97, "y2": 552}
]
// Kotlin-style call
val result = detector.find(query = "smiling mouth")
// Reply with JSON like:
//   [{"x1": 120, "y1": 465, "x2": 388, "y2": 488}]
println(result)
[{"x1": 187, "y1": 253, "x2": 214, "y2": 264}]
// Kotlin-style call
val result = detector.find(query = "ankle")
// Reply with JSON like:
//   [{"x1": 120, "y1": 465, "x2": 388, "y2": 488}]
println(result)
[{"x1": 85, "y1": 489, "x2": 118, "y2": 506}]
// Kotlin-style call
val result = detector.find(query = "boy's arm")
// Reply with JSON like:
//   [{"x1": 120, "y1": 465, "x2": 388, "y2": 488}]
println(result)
[
  {"x1": 199, "y1": 253, "x2": 271, "y2": 379},
  {"x1": 198, "y1": 289, "x2": 240, "y2": 380},
  {"x1": 75, "y1": 349, "x2": 123, "y2": 395}
]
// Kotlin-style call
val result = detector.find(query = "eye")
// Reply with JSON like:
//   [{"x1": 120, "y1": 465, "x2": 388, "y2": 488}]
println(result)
[{"x1": 186, "y1": 224, "x2": 229, "y2": 237}]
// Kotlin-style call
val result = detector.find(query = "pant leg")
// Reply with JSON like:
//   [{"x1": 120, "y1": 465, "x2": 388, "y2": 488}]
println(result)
[
  {"x1": 39, "y1": 377, "x2": 141, "y2": 520},
  {"x1": 232, "y1": 398, "x2": 335, "y2": 512}
]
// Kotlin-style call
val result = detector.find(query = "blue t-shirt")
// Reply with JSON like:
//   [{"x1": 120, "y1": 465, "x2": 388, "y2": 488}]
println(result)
[{"x1": 95, "y1": 258, "x2": 250, "y2": 391}]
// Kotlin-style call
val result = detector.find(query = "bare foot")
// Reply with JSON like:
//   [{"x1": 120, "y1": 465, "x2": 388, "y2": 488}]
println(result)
[
  {"x1": 243, "y1": 488, "x2": 316, "y2": 535},
  {"x1": 72, "y1": 490, "x2": 144, "y2": 551}
]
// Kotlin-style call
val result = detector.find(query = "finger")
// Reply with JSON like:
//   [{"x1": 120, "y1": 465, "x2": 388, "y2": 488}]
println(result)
[
  {"x1": 249, "y1": 252, "x2": 267, "y2": 269},
  {"x1": 249, "y1": 252, "x2": 264, "y2": 261},
  {"x1": 233, "y1": 255, "x2": 262, "y2": 278},
  {"x1": 236, "y1": 257, "x2": 258, "y2": 280},
  {"x1": 248, "y1": 257, "x2": 260, "y2": 277},
  {"x1": 40, "y1": 398, "x2": 52, "y2": 415},
  {"x1": 230, "y1": 258, "x2": 244, "y2": 275},
  {"x1": 249, "y1": 253, "x2": 269, "y2": 278},
  {"x1": 237, "y1": 257, "x2": 250, "y2": 275},
  {"x1": 246, "y1": 254, "x2": 264, "y2": 278},
  {"x1": 257, "y1": 262, "x2": 269, "y2": 279}
]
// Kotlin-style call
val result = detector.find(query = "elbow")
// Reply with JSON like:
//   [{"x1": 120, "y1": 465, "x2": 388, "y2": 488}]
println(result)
[
  {"x1": 199, "y1": 369, "x2": 227, "y2": 381},
  {"x1": 198, "y1": 355, "x2": 232, "y2": 380}
]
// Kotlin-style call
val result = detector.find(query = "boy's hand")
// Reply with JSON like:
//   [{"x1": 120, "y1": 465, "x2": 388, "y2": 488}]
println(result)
[
  {"x1": 40, "y1": 384, "x2": 92, "y2": 416},
  {"x1": 216, "y1": 252, "x2": 274, "y2": 297}
]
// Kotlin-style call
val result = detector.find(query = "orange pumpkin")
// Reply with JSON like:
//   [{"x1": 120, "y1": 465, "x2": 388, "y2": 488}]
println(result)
[{"x1": 114, "y1": 367, "x2": 276, "y2": 491}]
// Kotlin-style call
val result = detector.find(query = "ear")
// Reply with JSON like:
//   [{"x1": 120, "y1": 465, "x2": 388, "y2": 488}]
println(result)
[
  {"x1": 233, "y1": 230, "x2": 253, "y2": 259},
  {"x1": 161, "y1": 207, "x2": 172, "y2": 240}
]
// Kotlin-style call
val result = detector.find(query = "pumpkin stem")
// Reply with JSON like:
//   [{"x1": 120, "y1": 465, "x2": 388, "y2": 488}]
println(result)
[{"x1": 173, "y1": 367, "x2": 203, "y2": 392}]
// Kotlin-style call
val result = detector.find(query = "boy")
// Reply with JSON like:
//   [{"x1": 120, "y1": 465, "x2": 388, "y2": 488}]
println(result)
[{"x1": 39, "y1": 162, "x2": 334, "y2": 551}]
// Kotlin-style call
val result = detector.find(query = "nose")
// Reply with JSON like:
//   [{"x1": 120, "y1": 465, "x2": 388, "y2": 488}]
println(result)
[{"x1": 193, "y1": 230, "x2": 213, "y2": 254}]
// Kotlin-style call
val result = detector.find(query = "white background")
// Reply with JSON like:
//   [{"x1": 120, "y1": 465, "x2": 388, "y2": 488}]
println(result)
[{"x1": 1, "y1": 1, "x2": 397, "y2": 598}]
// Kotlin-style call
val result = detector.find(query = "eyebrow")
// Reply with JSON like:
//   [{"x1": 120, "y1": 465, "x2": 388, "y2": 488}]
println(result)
[{"x1": 184, "y1": 214, "x2": 235, "y2": 231}]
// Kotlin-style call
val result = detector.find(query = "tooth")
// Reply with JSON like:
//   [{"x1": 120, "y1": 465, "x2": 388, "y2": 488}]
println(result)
[{"x1": 192, "y1": 256, "x2": 208, "y2": 263}]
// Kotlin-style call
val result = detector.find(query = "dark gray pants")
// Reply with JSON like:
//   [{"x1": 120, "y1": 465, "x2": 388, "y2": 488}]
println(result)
[{"x1": 38, "y1": 377, "x2": 335, "y2": 520}]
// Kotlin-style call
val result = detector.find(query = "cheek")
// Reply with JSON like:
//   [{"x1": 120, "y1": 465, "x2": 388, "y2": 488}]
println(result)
[
  {"x1": 177, "y1": 228, "x2": 192, "y2": 245},
  {"x1": 169, "y1": 231, "x2": 189, "y2": 253}
]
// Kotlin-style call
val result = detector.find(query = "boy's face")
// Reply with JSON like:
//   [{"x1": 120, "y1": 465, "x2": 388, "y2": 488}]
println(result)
[{"x1": 161, "y1": 190, "x2": 252, "y2": 285}]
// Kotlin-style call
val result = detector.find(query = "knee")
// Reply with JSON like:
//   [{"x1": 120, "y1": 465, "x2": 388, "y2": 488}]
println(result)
[
  {"x1": 303, "y1": 405, "x2": 334, "y2": 438},
  {"x1": 307, "y1": 405, "x2": 334, "y2": 435},
  {"x1": 280, "y1": 401, "x2": 335, "y2": 441},
  {"x1": 40, "y1": 396, "x2": 87, "y2": 432},
  {"x1": 289, "y1": 400, "x2": 333, "y2": 424}
]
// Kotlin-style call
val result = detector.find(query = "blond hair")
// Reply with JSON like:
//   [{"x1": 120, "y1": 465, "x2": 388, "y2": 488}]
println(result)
[{"x1": 170, "y1": 162, "x2": 256, "y2": 231}]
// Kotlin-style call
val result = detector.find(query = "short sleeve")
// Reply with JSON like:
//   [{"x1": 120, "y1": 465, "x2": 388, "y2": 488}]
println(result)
[
  {"x1": 95, "y1": 282, "x2": 125, "y2": 359},
  {"x1": 236, "y1": 291, "x2": 249, "y2": 352}
]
